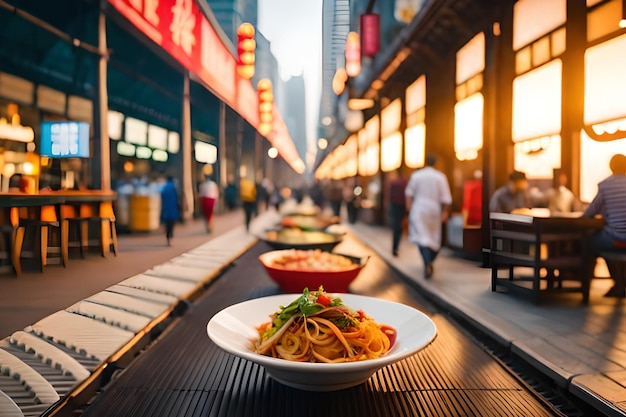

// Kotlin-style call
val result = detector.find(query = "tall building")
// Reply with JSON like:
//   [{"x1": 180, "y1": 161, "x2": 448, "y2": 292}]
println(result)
[
  {"x1": 283, "y1": 75, "x2": 308, "y2": 162},
  {"x1": 318, "y1": 0, "x2": 350, "y2": 149},
  {"x1": 205, "y1": 0, "x2": 259, "y2": 44}
]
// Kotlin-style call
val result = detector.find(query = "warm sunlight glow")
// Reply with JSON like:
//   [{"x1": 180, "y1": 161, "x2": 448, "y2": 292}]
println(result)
[
  {"x1": 580, "y1": 130, "x2": 626, "y2": 202},
  {"x1": 456, "y1": 33, "x2": 485, "y2": 84},
  {"x1": 454, "y1": 93, "x2": 484, "y2": 160},
  {"x1": 584, "y1": 33, "x2": 626, "y2": 125},
  {"x1": 513, "y1": 135, "x2": 561, "y2": 180},
  {"x1": 513, "y1": 0, "x2": 566, "y2": 51},
  {"x1": 405, "y1": 123, "x2": 425, "y2": 168},
  {"x1": 512, "y1": 59, "x2": 562, "y2": 142},
  {"x1": 381, "y1": 132, "x2": 402, "y2": 172}
]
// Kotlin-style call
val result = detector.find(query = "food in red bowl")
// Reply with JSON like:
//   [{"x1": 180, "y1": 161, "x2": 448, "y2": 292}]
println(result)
[{"x1": 258, "y1": 249, "x2": 368, "y2": 293}]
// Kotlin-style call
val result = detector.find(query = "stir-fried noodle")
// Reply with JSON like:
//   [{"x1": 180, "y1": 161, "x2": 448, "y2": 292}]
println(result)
[{"x1": 254, "y1": 287, "x2": 396, "y2": 363}]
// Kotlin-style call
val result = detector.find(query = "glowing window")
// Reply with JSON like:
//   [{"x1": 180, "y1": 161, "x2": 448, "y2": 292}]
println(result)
[
  {"x1": 381, "y1": 132, "x2": 402, "y2": 172},
  {"x1": 405, "y1": 123, "x2": 425, "y2": 169},
  {"x1": 512, "y1": 59, "x2": 562, "y2": 142},
  {"x1": 514, "y1": 135, "x2": 561, "y2": 180},
  {"x1": 580, "y1": 130, "x2": 626, "y2": 202},
  {"x1": 456, "y1": 33, "x2": 485, "y2": 84},
  {"x1": 381, "y1": 99, "x2": 401, "y2": 138},
  {"x1": 584, "y1": 33, "x2": 626, "y2": 125},
  {"x1": 513, "y1": 0, "x2": 566, "y2": 50},
  {"x1": 406, "y1": 75, "x2": 426, "y2": 115},
  {"x1": 587, "y1": 0, "x2": 621, "y2": 43},
  {"x1": 454, "y1": 93, "x2": 484, "y2": 160}
]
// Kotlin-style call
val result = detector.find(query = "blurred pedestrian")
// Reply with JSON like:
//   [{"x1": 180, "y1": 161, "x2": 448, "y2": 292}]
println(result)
[
  {"x1": 239, "y1": 177, "x2": 257, "y2": 231},
  {"x1": 388, "y1": 169, "x2": 408, "y2": 257},
  {"x1": 198, "y1": 175, "x2": 219, "y2": 233},
  {"x1": 160, "y1": 176, "x2": 180, "y2": 246},
  {"x1": 583, "y1": 153, "x2": 626, "y2": 297},
  {"x1": 489, "y1": 170, "x2": 530, "y2": 213},
  {"x1": 224, "y1": 180, "x2": 238, "y2": 211},
  {"x1": 545, "y1": 169, "x2": 582, "y2": 214},
  {"x1": 405, "y1": 154, "x2": 452, "y2": 278}
]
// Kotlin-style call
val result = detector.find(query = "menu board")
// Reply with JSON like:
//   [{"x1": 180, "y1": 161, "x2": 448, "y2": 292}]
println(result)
[{"x1": 40, "y1": 121, "x2": 90, "y2": 158}]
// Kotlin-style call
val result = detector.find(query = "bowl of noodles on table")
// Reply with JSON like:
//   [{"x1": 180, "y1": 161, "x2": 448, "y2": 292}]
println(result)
[
  {"x1": 258, "y1": 249, "x2": 368, "y2": 293},
  {"x1": 207, "y1": 288, "x2": 437, "y2": 391},
  {"x1": 261, "y1": 227, "x2": 344, "y2": 251}
]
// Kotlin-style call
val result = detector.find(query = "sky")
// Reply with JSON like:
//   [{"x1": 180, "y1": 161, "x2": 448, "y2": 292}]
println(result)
[{"x1": 257, "y1": 0, "x2": 323, "y2": 159}]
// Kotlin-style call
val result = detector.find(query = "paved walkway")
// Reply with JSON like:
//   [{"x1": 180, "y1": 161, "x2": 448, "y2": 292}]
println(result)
[
  {"x1": 344, "y1": 220, "x2": 626, "y2": 417},
  {"x1": 2, "y1": 205, "x2": 626, "y2": 416}
]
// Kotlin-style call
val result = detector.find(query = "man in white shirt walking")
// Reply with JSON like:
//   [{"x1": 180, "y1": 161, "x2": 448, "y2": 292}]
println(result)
[{"x1": 405, "y1": 154, "x2": 452, "y2": 278}]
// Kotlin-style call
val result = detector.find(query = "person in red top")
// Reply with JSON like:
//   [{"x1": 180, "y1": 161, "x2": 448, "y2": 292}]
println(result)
[{"x1": 387, "y1": 169, "x2": 409, "y2": 256}]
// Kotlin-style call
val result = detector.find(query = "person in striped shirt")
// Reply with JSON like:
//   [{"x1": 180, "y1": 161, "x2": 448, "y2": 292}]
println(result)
[{"x1": 583, "y1": 153, "x2": 626, "y2": 297}]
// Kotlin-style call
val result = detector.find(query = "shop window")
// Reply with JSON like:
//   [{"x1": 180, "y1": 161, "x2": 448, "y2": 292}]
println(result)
[
  {"x1": 456, "y1": 33, "x2": 485, "y2": 85},
  {"x1": 344, "y1": 135, "x2": 357, "y2": 177},
  {"x1": 512, "y1": 59, "x2": 562, "y2": 142},
  {"x1": 514, "y1": 135, "x2": 561, "y2": 180},
  {"x1": 454, "y1": 93, "x2": 484, "y2": 161},
  {"x1": 580, "y1": 131, "x2": 626, "y2": 202},
  {"x1": 515, "y1": 47, "x2": 532, "y2": 74},
  {"x1": 405, "y1": 123, "x2": 425, "y2": 169},
  {"x1": 532, "y1": 36, "x2": 551, "y2": 67},
  {"x1": 513, "y1": 0, "x2": 566, "y2": 51},
  {"x1": 551, "y1": 28, "x2": 566, "y2": 57},
  {"x1": 587, "y1": 0, "x2": 622, "y2": 43},
  {"x1": 381, "y1": 132, "x2": 402, "y2": 172},
  {"x1": 584, "y1": 33, "x2": 626, "y2": 125},
  {"x1": 405, "y1": 75, "x2": 425, "y2": 115}
]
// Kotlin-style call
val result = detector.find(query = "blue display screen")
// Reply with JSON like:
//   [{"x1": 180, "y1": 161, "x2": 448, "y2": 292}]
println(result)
[{"x1": 40, "y1": 121, "x2": 90, "y2": 158}]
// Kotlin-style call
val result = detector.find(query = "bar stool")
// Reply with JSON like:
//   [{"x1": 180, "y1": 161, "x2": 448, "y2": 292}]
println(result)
[
  {"x1": 63, "y1": 201, "x2": 118, "y2": 257},
  {"x1": 0, "y1": 207, "x2": 25, "y2": 275},
  {"x1": 19, "y1": 205, "x2": 68, "y2": 272}
]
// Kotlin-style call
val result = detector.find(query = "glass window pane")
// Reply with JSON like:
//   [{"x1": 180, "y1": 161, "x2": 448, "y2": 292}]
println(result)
[
  {"x1": 455, "y1": 93, "x2": 484, "y2": 155},
  {"x1": 513, "y1": 0, "x2": 566, "y2": 50},
  {"x1": 514, "y1": 135, "x2": 561, "y2": 179},
  {"x1": 584, "y1": 33, "x2": 626, "y2": 125},
  {"x1": 406, "y1": 75, "x2": 426, "y2": 114},
  {"x1": 516, "y1": 47, "x2": 532, "y2": 74},
  {"x1": 551, "y1": 27, "x2": 566, "y2": 57},
  {"x1": 456, "y1": 33, "x2": 485, "y2": 84},
  {"x1": 512, "y1": 59, "x2": 562, "y2": 141},
  {"x1": 532, "y1": 36, "x2": 551, "y2": 67},
  {"x1": 580, "y1": 130, "x2": 626, "y2": 202},
  {"x1": 405, "y1": 123, "x2": 425, "y2": 168},
  {"x1": 587, "y1": 0, "x2": 621, "y2": 43},
  {"x1": 381, "y1": 132, "x2": 402, "y2": 172}
]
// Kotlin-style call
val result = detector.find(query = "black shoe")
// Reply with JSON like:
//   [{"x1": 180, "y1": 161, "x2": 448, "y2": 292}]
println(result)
[{"x1": 424, "y1": 263, "x2": 433, "y2": 279}]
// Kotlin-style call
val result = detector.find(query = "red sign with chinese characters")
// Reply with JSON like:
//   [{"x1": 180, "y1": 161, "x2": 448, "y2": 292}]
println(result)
[
  {"x1": 107, "y1": 0, "x2": 306, "y2": 170},
  {"x1": 107, "y1": 0, "x2": 256, "y2": 127}
]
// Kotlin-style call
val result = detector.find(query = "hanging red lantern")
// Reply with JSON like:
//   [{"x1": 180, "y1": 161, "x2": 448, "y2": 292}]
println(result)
[
  {"x1": 345, "y1": 32, "x2": 361, "y2": 77},
  {"x1": 360, "y1": 13, "x2": 380, "y2": 58},
  {"x1": 257, "y1": 79, "x2": 273, "y2": 136},
  {"x1": 237, "y1": 23, "x2": 256, "y2": 79}
]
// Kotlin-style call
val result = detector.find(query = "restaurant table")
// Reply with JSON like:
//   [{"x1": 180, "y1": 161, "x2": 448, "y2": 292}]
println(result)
[
  {"x1": 489, "y1": 209, "x2": 604, "y2": 303},
  {"x1": 76, "y1": 239, "x2": 561, "y2": 417},
  {"x1": 0, "y1": 190, "x2": 117, "y2": 274}
]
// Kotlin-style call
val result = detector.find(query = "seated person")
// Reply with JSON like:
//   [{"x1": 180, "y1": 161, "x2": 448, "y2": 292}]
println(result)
[
  {"x1": 545, "y1": 170, "x2": 582, "y2": 214},
  {"x1": 489, "y1": 170, "x2": 530, "y2": 213},
  {"x1": 582, "y1": 153, "x2": 626, "y2": 297}
]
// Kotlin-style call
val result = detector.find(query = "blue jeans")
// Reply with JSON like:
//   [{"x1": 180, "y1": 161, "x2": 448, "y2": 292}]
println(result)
[{"x1": 418, "y1": 245, "x2": 439, "y2": 266}]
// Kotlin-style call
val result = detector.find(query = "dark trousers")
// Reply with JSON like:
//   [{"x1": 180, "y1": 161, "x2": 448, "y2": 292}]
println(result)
[
  {"x1": 389, "y1": 203, "x2": 405, "y2": 253},
  {"x1": 418, "y1": 245, "x2": 439, "y2": 266},
  {"x1": 164, "y1": 220, "x2": 175, "y2": 240},
  {"x1": 590, "y1": 228, "x2": 626, "y2": 286},
  {"x1": 243, "y1": 201, "x2": 256, "y2": 231}
]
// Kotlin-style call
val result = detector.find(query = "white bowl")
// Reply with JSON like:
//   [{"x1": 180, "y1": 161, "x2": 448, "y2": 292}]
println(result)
[{"x1": 207, "y1": 293, "x2": 437, "y2": 391}]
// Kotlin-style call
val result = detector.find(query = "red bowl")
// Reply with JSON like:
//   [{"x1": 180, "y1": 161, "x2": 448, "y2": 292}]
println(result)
[{"x1": 258, "y1": 250, "x2": 367, "y2": 293}]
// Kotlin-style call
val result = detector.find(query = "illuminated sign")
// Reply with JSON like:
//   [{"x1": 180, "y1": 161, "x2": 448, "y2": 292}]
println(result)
[
  {"x1": 0, "y1": 121, "x2": 34, "y2": 142},
  {"x1": 148, "y1": 124, "x2": 168, "y2": 149},
  {"x1": 194, "y1": 141, "x2": 217, "y2": 163},
  {"x1": 125, "y1": 117, "x2": 148, "y2": 145},
  {"x1": 40, "y1": 121, "x2": 90, "y2": 158},
  {"x1": 117, "y1": 141, "x2": 136, "y2": 156}
]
